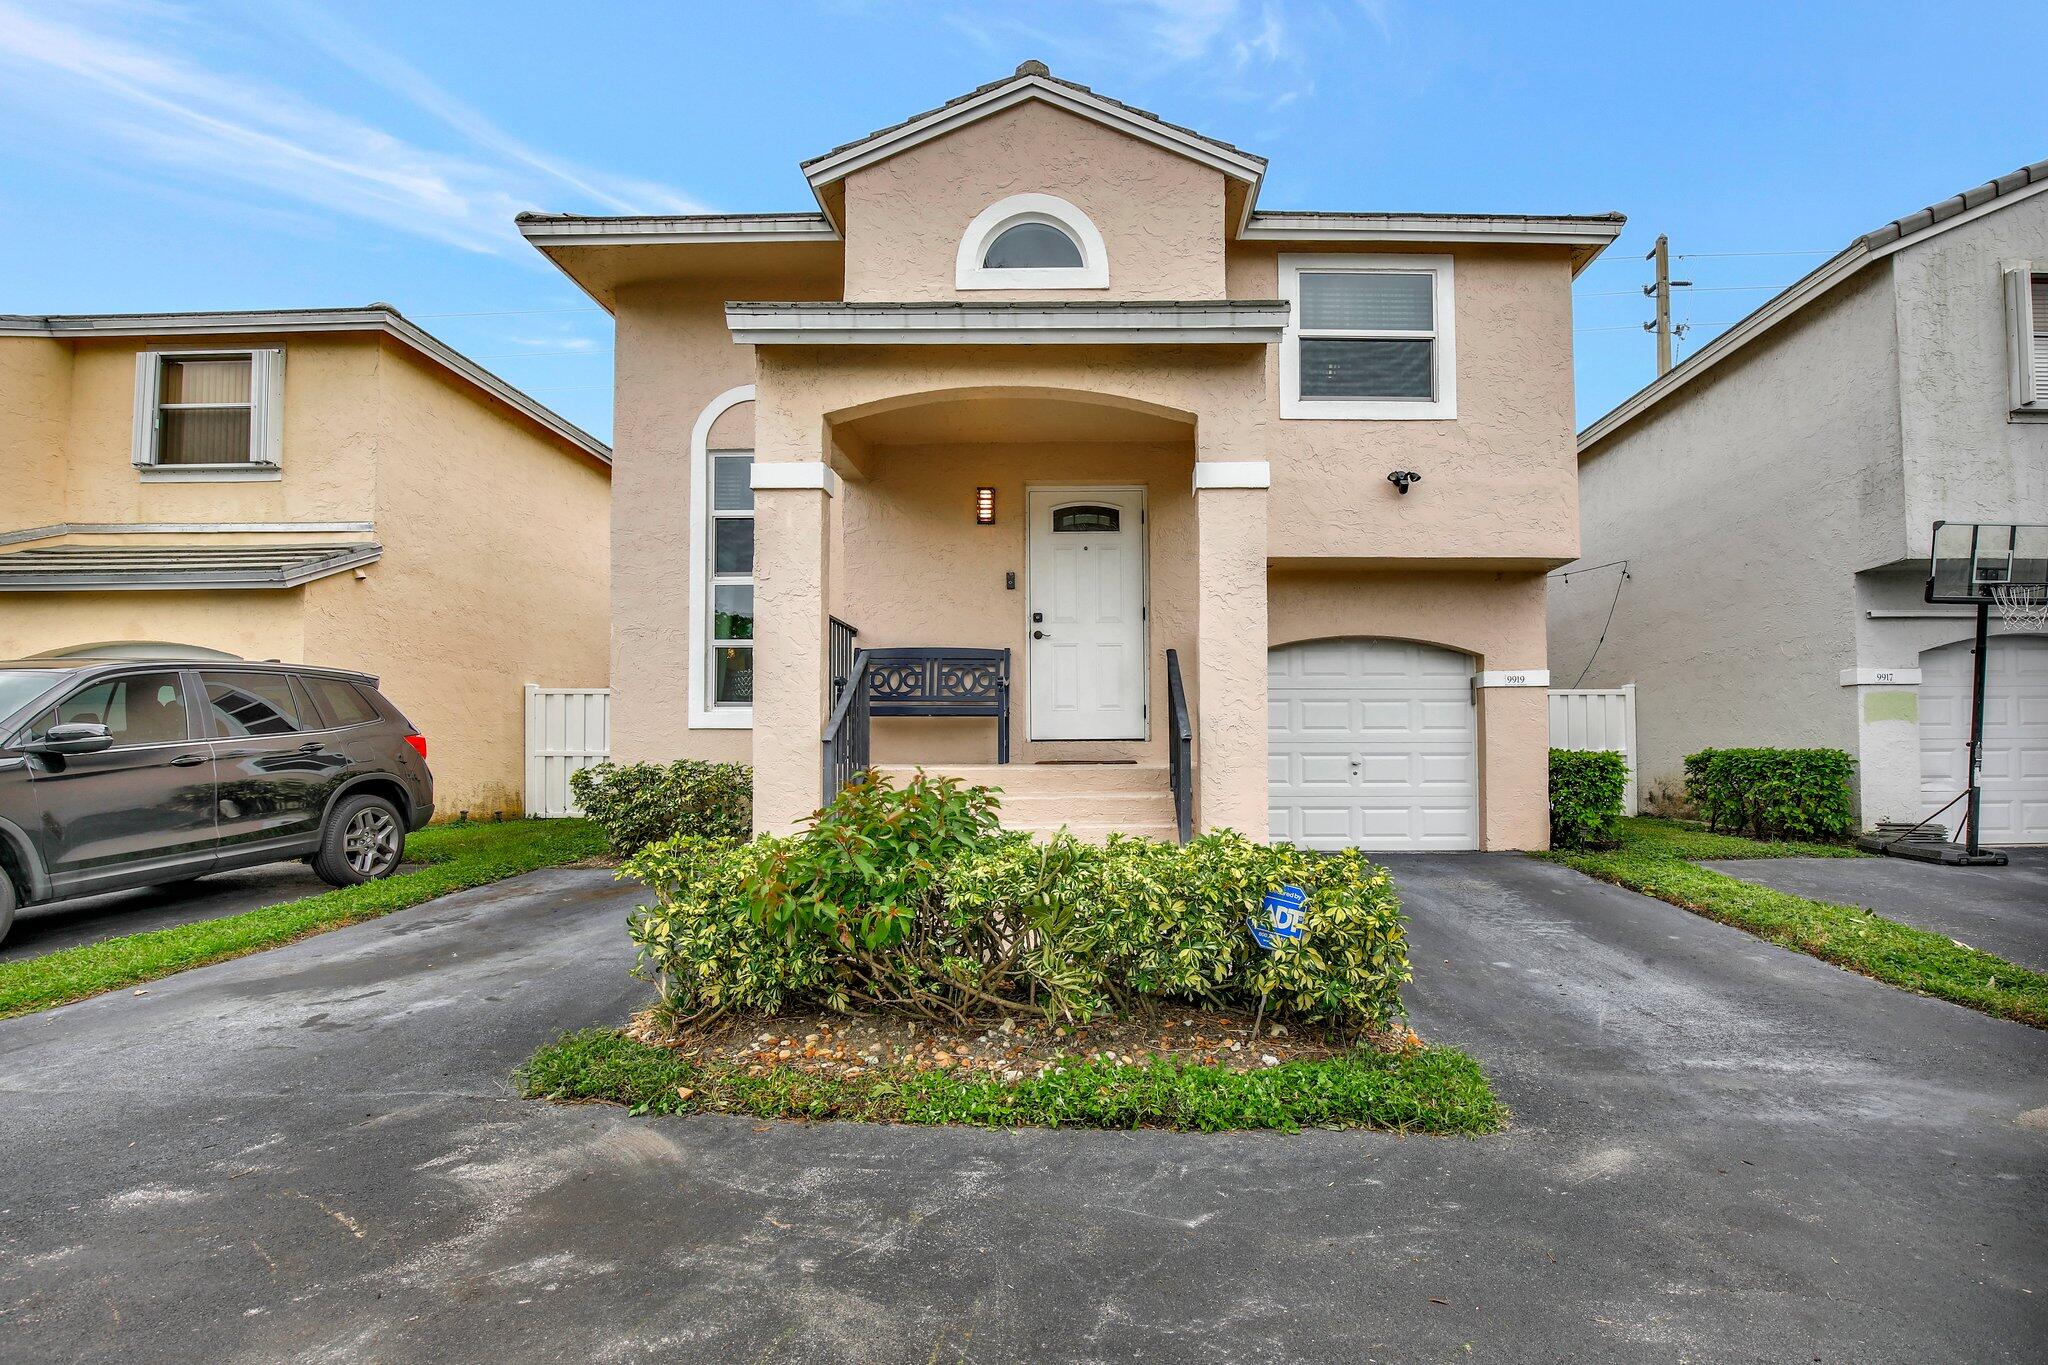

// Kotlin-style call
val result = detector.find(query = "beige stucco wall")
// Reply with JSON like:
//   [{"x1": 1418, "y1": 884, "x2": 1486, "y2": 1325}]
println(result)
[
  {"x1": 1229, "y1": 243, "x2": 1581, "y2": 566},
  {"x1": 43, "y1": 335, "x2": 379, "y2": 526},
  {"x1": 0, "y1": 588, "x2": 309, "y2": 665},
  {"x1": 1271, "y1": 567, "x2": 1551, "y2": 849},
  {"x1": 302, "y1": 340, "x2": 610, "y2": 818},
  {"x1": 0, "y1": 337, "x2": 75, "y2": 532},
  {"x1": 2, "y1": 330, "x2": 609, "y2": 820},
  {"x1": 840, "y1": 100, "x2": 1228, "y2": 303}
]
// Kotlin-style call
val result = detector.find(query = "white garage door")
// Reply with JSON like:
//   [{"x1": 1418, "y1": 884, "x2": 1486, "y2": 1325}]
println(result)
[
  {"x1": 1268, "y1": 638, "x2": 1479, "y2": 851},
  {"x1": 1919, "y1": 633, "x2": 2048, "y2": 845}
]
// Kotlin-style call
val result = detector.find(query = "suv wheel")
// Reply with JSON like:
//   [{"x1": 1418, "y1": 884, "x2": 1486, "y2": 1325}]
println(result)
[
  {"x1": 0, "y1": 872, "x2": 15, "y2": 949},
  {"x1": 313, "y1": 794, "x2": 406, "y2": 888}
]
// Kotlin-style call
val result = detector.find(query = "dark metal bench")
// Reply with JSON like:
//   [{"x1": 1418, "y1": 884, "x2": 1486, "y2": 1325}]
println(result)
[{"x1": 863, "y1": 646, "x2": 1011, "y2": 764}]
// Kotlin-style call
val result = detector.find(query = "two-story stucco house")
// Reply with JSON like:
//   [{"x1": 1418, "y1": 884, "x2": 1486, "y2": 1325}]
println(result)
[
  {"x1": 524, "y1": 64, "x2": 1621, "y2": 849},
  {"x1": 1554, "y1": 159, "x2": 2048, "y2": 844},
  {"x1": 0, "y1": 306, "x2": 612, "y2": 817}
]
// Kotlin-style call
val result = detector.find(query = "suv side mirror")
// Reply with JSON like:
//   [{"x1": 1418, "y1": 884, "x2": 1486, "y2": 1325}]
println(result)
[{"x1": 24, "y1": 722, "x2": 115, "y2": 755}]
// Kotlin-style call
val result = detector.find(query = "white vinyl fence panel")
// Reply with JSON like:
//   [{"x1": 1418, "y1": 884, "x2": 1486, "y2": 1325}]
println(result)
[
  {"x1": 1548, "y1": 684, "x2": 1639, "y2": 815},
  {"x1": 525, "y1": 685, "x2": 611, "y2": 818}
]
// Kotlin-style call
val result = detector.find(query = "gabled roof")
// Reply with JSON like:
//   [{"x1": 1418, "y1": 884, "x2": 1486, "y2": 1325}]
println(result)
[
  {"x1": 519, "y1": 63, "x2": 1624, "y2": 292},
  {"x1": 0, "y1": 542, "x2": 383, "y2": 592},
  {"x1": 0, "y1": 306, "x2": 610, "y2": 467},
  {"x1": 800, "y1": 61, "x2": 1268, "y2": 228},
  {"x1": 1580, "y1": 155, "x2": 2048, "y2": 453},
  {"x1": 798, "y1": 60, "x2": 1261, "y2": 189}
]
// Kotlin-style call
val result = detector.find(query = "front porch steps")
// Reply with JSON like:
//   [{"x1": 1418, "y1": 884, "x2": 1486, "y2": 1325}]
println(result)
[{"x1": 872, "y1": 764, "x2": 1180, "y2": 842}]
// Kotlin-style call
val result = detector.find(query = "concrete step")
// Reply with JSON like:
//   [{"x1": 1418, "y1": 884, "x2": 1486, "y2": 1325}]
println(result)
[
  {"x1": 994, "y1": 790, "x2": 1177, "y2": 821},
  {"x1": 1013, "y1": 821, "x2": 1183, "y2": 844},
  {"x1": 874, "y1": 763, "x2": 1171, "y2": 795}
]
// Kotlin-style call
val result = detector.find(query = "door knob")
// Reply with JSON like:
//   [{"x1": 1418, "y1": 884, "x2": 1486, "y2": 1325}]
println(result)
[{"x1": 1033, "y1": 630, "x2": 1050, "y2": 640}]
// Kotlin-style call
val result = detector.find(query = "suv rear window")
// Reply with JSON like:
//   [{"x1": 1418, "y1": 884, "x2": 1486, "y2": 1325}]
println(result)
[
  {"x1": 205, "y1": 671, "x2": 304, "y2": 736},
  {"x1": 303, "y1": 675, "x2": 378, "y2": 728}
]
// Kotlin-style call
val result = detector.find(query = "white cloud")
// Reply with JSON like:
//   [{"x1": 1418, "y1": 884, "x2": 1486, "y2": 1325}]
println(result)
[
  {"x1": 0, "y1": 0, "x2": 704, "y2": 255},
  {"x1": 939, "y1": 0, "x2": 1331, "y2": 106}
]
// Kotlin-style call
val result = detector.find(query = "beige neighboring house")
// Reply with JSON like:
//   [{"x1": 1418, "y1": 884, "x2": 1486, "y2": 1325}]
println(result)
[
  {"x1": 0, "y1": 306, "x2": 612, "y2": 818},
  {"x1": 523, "y1": 63, "x2": 1621, "y2": 849},
  {"x1": 1556, "y1": 159, "x2": 2048, "y2": 843}
]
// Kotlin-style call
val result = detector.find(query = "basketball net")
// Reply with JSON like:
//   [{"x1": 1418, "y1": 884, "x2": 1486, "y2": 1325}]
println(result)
[{"x1": 1992, "y1": 582, "x2": 2048, "y2": 633}]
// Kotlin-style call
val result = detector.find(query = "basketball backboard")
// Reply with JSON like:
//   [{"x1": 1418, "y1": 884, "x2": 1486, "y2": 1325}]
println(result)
[{"x1": 1925, "y1": 521, "x2": 2048, "y2": 604}]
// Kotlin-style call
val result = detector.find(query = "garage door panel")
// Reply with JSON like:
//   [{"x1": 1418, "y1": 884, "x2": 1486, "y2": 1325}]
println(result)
[
  {"x1": 1268, "y1": 638, "x2": 1479, "y2": 852},
  {"x1": 1919, "y1": 635, "x2": 2048, "y2": 844}
]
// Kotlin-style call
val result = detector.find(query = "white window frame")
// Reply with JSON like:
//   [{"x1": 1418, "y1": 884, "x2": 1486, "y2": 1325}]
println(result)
[
  {"x1": 130, "y1": 348, "x2": 284, "y2": 480},
  {"x1": 955, "y1": 193, "x2": 1109, "y2": 291},
  {"x1": 689, "y1": 385, "x2": 756, "y2": 729},
  {"x1": 2005, "y1": 264, "x2": 2048, "y2": 415},
  {"x1": 1279, "y1": 253, "x2": 1456, "y2": 420}
]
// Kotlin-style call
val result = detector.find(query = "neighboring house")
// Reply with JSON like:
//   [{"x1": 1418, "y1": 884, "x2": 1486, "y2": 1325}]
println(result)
[
  {"x1": 0, "y1": 306, "x2": 612, "y2": 818},
  {"x1": 524, "y1": 62, "x2": 1621, "y2": 849},
  {"x1": 1555, "y1": 160, "x2": 2048, "y2": 843}
]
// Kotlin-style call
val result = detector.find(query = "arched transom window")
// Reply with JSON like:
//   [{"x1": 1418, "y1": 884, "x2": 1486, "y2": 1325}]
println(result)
[{"x1": 956, "y1": 193, "x2": 1109, "y2": 290}]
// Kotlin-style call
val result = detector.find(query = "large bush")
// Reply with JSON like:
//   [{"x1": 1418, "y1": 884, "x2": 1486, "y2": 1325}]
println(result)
[
  {"x1": 570, "y1": 759, "x2": 751, "y2": 855},
  {"x1": 1682, "y1": 747, "x2": 1855, "y2": 841},
  {"x1": 624, "y1": 771, "x2": 1409, "y2": 1028},
  {"x1": 1548, "y1": 748, "x2": 1628, "y2": 849}
]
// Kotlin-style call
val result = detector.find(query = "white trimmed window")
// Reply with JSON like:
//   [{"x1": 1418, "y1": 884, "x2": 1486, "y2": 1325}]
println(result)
[
  {"x1": 956, "y1": 193, "x2": 1109, "y2": 290},
  {"x1": 131, "y1": 349, "x2": 284, "y2": 479},
  {"x1": 2006, "y1": 266, "x2": 2048, "y2": 413},
  {"x1": 707, "y1": 450, "x2": 755, "y2": 709},
  {"x1": 1279, "y1": 254, "x2": 1456, "y2": 420}
]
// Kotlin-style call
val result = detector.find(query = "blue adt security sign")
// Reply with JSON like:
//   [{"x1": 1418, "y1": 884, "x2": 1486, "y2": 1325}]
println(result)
[{"x1": 1248, "y1": 885, "x2": 1307, "y2": 951}]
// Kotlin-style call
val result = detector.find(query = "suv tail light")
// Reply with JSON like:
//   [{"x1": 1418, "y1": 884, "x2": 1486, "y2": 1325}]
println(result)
[{"x1": 404, "y1": 733, "x2": 427, "y2": 761}]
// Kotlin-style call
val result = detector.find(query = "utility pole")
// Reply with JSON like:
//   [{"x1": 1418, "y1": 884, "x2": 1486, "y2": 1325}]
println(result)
[{"x1": 1642, "y1": 235, "x2": 1691, "y2": 376}]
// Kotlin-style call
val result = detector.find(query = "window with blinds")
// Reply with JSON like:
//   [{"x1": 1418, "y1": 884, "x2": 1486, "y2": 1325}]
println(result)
[
  {"x1": 131, "y1": 348, "x2": 284, "y2": 471},
  {"x1": 1281, "y1": 256, "x2": 1456, "y2": 420}
]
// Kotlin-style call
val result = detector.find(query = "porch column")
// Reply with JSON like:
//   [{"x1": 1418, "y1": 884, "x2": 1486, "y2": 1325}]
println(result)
[
  {"x1": 1192, "y1": 461, "x2": 1271, "y2": 837},
  {"x1": 749, "y1": 461, "x2": 840, "y2": 835}
]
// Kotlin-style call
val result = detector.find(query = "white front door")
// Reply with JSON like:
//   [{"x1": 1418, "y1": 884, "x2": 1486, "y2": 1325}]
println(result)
[{"x1": 1026, "y1": 486, "x2": 1147, "y2": 741}]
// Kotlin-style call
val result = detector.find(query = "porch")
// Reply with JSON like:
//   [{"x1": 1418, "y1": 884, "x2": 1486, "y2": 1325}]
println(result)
[{"x1": 742, "y1": 377, "x2": 1272, "y2": 840}]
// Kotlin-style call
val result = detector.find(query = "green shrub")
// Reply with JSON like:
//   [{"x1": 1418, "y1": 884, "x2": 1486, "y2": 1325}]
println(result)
[
  {"x1": 1682, "y1": 747, "x2": 1855, "y2": 841},
  {"x1": 1548, "y1": 748, "x2": 1629, "y2": 849},
  {"x1": 570, "y1": 759, "x2": 751, "y2": 854},
  {"x1": 623, "y1": 772, "x2": 1410, "y2": 1028}
]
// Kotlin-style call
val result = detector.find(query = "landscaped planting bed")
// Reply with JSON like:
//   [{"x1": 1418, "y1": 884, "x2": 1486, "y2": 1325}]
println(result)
[{"x1": 522, "y1": 769, "x2": 1502, "y2": 1134}]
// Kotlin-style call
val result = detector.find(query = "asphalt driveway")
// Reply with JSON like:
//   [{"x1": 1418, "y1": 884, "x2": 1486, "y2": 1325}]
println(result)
[
  {"x1": 0, "y1": 858, "x2": 2043, "y2": 1362},
  {"x1": 0, "y1": 862, "x2": 416, "y2": 964},
  {"x1": 1701, "y1": 847, "x2": 2048, "y2": 972}
]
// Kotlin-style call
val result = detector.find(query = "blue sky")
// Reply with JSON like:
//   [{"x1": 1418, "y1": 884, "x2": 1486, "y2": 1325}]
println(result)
[{"x1": 1, "y1": 0, "x2": 2039, "y2": 443}]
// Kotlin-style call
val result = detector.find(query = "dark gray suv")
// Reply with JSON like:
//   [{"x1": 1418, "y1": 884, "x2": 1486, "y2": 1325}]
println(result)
[{"x1": 0, "y1": 659, "x2": 434, "y2": 946}]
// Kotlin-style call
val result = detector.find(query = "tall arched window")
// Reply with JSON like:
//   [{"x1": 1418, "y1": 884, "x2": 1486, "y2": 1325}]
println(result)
[{"x1": 956, "y1": 193, "x2": 1109, "y2": 290}]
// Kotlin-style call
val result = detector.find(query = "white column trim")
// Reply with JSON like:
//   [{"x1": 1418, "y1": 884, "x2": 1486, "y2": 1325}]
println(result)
[
  {"x1": 690, "y1": 384, "x2": 757, "y2": 730},
  {"x1": 750, "y1": 461, "x2": 842, "y2": 496},
  {"x1": 1840, "y1": 667, "x2": 1922, "y2": 687},
  {"x1": 1474, "y1": 669, "x2": 1550, "y2": 688},
  {"x1": 1192, "y1": 460, "x2": 1271, "y2": 490}
]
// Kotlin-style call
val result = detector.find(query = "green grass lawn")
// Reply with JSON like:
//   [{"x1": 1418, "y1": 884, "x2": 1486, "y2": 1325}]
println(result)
[
  {"x1": 1545, "y1": 817, "x2": 2048, "y2": 1029},
  {"x1": 0, "y1": 818, "x2": 603, "y2": 1022},
  {"x1": 521, "y1": 1027, "x2": 1507, "y2": 1135}
]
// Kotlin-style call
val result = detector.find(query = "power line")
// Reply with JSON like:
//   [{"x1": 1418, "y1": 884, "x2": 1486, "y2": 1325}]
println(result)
[
  {"x1": 1549, "y1": 560, "x2": 1632, "y2": 687},
  {"x1": 1579, "y1": 283, "x2": 1782, "y2": 298}
]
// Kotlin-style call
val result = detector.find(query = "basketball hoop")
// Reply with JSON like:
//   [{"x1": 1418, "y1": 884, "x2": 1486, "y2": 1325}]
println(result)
[{"x1": 1992, "y1": 581, "x2": 2048, "y2": 632}]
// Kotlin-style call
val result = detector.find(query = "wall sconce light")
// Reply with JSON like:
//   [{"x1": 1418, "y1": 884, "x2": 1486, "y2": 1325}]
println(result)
[{"x1": 975, "y1": 486, "x2": 996, "y2": 524}]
